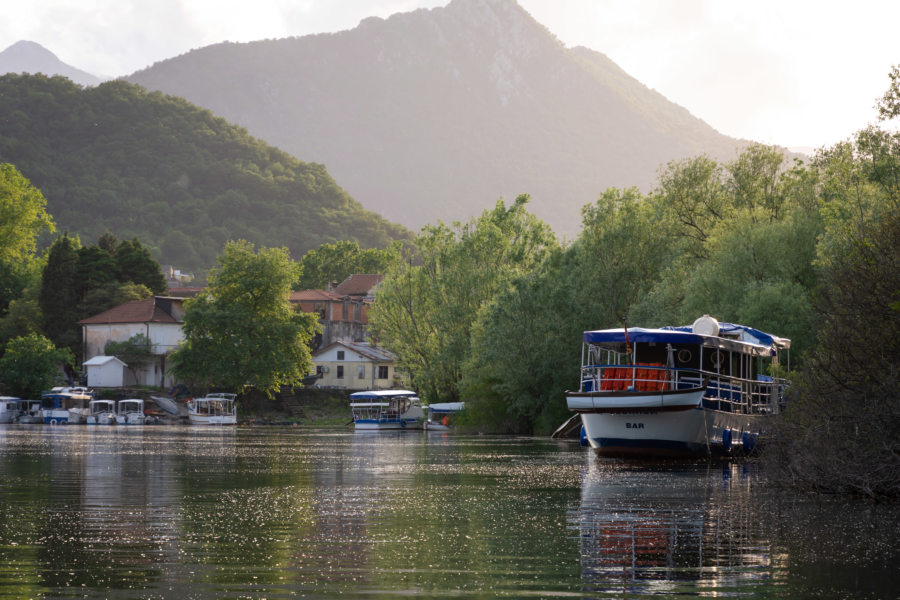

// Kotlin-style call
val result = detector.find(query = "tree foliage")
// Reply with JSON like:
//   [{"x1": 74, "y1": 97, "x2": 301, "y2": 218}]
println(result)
[
  {"x1": 105, "y1": 333, "x2": 155, "y2": 382},
  {"x1": 369, "y1": 196, "x2": 557, "y2": 403},
  {"x1": 0, "y1": 74, "x2": 410, "y2": 271},
  {"x1": 0, "y1": 333, "x2": 73, "y2": 398},
  {"x1": 0, "y1": 163, "x2": 54, "y2": 316},
  {"x1": 169, "y1": 240, "x2": 319, "y2": 397},
  {"x1": 295, "y1": 240, "x2": 400, "y2": 290},
  {"x1": 38, "y1": 233, "x2": 160, "y2": 358}
]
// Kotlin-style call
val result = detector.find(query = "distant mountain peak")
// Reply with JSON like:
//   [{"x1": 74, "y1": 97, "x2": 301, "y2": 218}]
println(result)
[
  {"x1": 0, "y1": 40, "x2": 102, "y2": 86},
  {"x1": 126, "y1": 0, "x2": 751, "y2": 237}
]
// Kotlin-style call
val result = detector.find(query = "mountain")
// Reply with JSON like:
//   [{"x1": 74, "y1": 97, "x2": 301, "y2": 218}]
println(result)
[
  {"x1": 126, "y1": 0, "x2": 754, "y2": 237},
  {"x1": 0, "y1": 74, "x2": 410, "y2": 270},
  {"x1": 0, "y1": 40, "x2": 103, "y2": 86}
]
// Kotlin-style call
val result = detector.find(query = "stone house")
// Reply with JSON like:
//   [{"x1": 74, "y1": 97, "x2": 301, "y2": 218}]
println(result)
[{"x1": 78, "y1": 296, "x2": 187, "y2": 388}]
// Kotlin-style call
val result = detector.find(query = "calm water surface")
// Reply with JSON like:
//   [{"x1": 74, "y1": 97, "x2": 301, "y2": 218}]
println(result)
[{"x1": 0, "y1": 426, "x2": 896, "y2": 599}]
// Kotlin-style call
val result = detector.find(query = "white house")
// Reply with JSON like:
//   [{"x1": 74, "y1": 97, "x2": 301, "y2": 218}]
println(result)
[
  {"x1": 311, "y1": 341, "x2": 400, "y2": 390},
  {"x1": 82, "y1": 355, "x2": 127, "y2": 388},
  {"x1": 78, "y1": 296, "x2": 188, "y2": 388}
]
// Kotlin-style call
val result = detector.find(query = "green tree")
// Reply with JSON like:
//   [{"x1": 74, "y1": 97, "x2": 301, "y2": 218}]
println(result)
[
  {"x1": 0, "y1": 333, "x2": 73, "y2": 398},
  {"x1": 370, "y1": 195, "x2": 557, "y2": 403},
  {"x1": 0, "y1": 163, "x2": 55, "y2": 315},
  {"x1": 105, "y1": 333, "x2": 154, "y2": 383},
  {"x1": 38, "y1": 234, "x2": 81, "y2": 355},
  {"x1": 114, "y1": 238, "x2": 167, "y2": 294},
  {"x1": 295, "y1": 240, "x2": 401, "y2": 290},
  {"x1": 169, "y1": 240, "x2": 319, "y2": 397},
  {"x1": 460, "y1": 188, "x2": 671, "y2": 433}
]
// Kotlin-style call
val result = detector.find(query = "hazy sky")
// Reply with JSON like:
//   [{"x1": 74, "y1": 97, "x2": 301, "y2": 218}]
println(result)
[{"x1": 2, "y1": 0, "x2": 897, "y2": 150}]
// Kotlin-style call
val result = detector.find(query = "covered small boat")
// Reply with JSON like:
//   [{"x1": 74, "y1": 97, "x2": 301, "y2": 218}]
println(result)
[
  {"x1": 86, "y1": 400, "x2": 117, "y2": 425},
  {"x1": 0, "y1": 396, "x2": 24, "y2": 424},
  {"x1": 116, "y1": 399, "x2": 145, "y2": 425},
  {"x1": 350, "y1": 390, "x2": 424, "y2": 430},
  {"x1": 188, "y1": 393, "x2": 237, "y2": 425},
  {"x1": 424, "y1": 402, "x2": 465, "y2": 431}
]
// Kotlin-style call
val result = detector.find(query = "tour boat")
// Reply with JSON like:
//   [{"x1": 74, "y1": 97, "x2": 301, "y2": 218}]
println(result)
[
  {"x1": 40, "y1": 388, "x2": 93, "y2": 425},
  {"x1": 0, "y1": 396, "x2": 23, "y2": 423},
  {"x1": 350, "y1": 390, "x2": 425, "y2": 430},
  {"x1": 86, "y1": 399, "x2": 117, "y2": 425},
  {"x1": 424, "y1": 402, "x2": 465, "y2": 431},
  {"x1": 187, "y1": 393, "x2": 237, "y2": 425},
  {"x1": 566, "y1": 315, "x2": 790, "y2": 457},
  {"x1": 116, "y1": 399, "x2": 146, "y2": 425}
]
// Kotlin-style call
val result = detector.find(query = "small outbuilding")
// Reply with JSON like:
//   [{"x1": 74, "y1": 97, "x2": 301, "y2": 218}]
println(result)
[{"x1": 82, "y1": 355, "x2": 128, "y2": 388}]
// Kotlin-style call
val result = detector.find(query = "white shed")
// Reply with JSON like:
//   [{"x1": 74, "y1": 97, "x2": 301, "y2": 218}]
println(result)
[{"x1": 83, "y1": 355, "x2": 127, "y2": 388}]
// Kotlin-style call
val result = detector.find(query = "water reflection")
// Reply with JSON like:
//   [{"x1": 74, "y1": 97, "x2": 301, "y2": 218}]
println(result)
[
  {"x1": 571, "y1": 459, "x2": 784, "y2": 597},
  {"x1": 0, "y1": 426, "x2": 896, "y2": 599}
]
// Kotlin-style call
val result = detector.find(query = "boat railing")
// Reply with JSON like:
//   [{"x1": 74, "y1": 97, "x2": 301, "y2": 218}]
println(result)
[
  {"x1": 580, "y1": 364, "x2": 703, "y2": 393},
  {"x1": 580, "y1": 364, "x2": 789, "y2": 414}
]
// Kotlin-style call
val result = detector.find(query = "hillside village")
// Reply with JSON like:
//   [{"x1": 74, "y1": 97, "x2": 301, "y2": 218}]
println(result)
[{"x1": 78, "y1": 273, "x2": 401, "y2": 393}]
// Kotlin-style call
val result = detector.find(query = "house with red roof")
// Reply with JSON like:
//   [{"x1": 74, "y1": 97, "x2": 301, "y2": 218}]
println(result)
[
  {"x1": 77, "y1": 274, "x2": 394, "y2": 390},
  {"x1": 78, "y1": 296, "x2": 187, "y2": 388}
]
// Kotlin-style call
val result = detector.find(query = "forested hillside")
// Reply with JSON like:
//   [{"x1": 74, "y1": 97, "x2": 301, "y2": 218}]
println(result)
[
  {"x1": 127, "y1": 0, "x2": 755, "y2": 237},
  {"x1": 0, "y1": 74, "x2": 409, "y2": 270}
]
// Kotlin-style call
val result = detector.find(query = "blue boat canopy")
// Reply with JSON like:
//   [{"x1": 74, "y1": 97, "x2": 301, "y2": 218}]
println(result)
[
  {"x1": 583, "y1": 328, "x2": 704, "y2": 345},
  {"x1": 583, "y1": 322, "x2": 789, "y2": 355},
  {"x1": 661, "y1": 322, "x2": 789, "y2": 349},
  {"x1": 349, "y1": 390, "x2": 418, "y2": 400}
]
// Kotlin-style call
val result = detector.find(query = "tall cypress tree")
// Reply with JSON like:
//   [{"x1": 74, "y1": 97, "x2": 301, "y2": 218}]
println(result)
[
  {"x1": 115, "y1": 238, "x2": 167, "y2": 295},
  {"x1": 39, "y1": 233, "x2": 82, "y2": 356}
]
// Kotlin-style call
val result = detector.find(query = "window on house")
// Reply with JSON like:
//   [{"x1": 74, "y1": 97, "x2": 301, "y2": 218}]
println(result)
[
  {"x1": 337, "y1": 350, "x2": 345, "y2": 360},
  {"x1": 336, "y1": 365, "x2": 344, "y2": 379},
  {"x1": 357, "y1": 365, "x2": 365, "y2": 379},
  {"x1": 354, "y1": 303, "x2": 361, "y2": 322},
  {"x1": 377, "y1": 366, "x2": 389, "y2": 379}
]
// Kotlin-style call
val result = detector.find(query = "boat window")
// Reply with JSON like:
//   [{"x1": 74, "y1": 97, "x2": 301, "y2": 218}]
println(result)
[{"x1": 677, "y1": 349, "x2": 692, "y2": 364}]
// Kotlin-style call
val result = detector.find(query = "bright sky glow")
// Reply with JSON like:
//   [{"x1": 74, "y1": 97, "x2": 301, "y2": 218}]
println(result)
[{"x1": 2, "y1": 0, "x2": 897, "y2": 150}]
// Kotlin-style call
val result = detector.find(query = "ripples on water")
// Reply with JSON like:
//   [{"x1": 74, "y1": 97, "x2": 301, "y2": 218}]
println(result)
[{"x1": 0, "y1": 426, "x2": 896, "y2": 599}]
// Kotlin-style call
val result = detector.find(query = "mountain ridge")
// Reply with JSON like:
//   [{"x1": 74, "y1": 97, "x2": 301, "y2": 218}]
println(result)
[
  {"x1": 126, "y1": 0, "x2": 754, "y2": 236},
  {"x1": 0, "y1": 74, "x2": 409, "y2": 271},
  {"x1": 0, "y1": 40, "x2": 103, "y2": 86}
]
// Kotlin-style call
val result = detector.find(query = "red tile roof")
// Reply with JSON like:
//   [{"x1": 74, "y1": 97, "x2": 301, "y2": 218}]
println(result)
[
  {"x1": 290, "y1": 289, "x2": 343, "y2": 302},
  {"x1": 78, "y1": 298, "x2": 181, "y2": 325},
  {"x1": 333, "y1": 274, "x2": 382, "y2": 297}
]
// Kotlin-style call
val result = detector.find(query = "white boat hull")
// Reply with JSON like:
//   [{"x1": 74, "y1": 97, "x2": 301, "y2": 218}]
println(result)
[
  {"x1": 42, "y1": 409, "x2": 70, "y2": 425},
  {"x1": 568, "y1": 388, "x2": 768, "y2": 457},
  {"x1": 354, "y1": 418, "x2": 421, "y2": 430},
  {"x1": 188, "y1": 413, "x2": 237, "y2": 426}
]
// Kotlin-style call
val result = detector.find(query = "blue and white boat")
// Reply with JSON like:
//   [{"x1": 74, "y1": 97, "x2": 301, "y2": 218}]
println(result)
[
  {"x1": 566, "y1": 315, "x2": 790, "y2": 457},
  {"x1": 40, "y1": 388, "x2": 93, "y2": 425},
  {"x1": 350, "y1": 390, "x2": 425, "y2": 430}
]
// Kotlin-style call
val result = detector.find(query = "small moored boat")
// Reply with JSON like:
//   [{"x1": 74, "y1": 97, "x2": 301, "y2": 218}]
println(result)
[
  {"x1": 424, "y1": 402, "x2": 465, "y2": 431},
  {"x1": 116, "y1": 399, "x2": 145, "y2": 425},
  {"x1": 0, "y1": 396, "x2": 24, "y2": 423},
  {"x1": 350, "y1": 390, "x2": 424, "y2": 430},
  {"x1": 86, "y1": 400, "x2": 117, "y2": 425},
  {"x1": 187, "y1": 393, "x2": 237, "y2": 425},
  {"x1": 566, "y1": 316, "x2": 790, "y2": 457}
]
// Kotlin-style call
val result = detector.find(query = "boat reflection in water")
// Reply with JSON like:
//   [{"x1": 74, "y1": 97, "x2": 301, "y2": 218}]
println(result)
[{"x1": 570, "y1": 459, "x2": 783, "y2": 596}]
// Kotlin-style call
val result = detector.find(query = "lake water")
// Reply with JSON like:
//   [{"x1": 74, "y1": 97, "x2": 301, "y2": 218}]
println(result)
[{"x1": 0, "y1": 426, "x2": 896, "y2": 599}]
